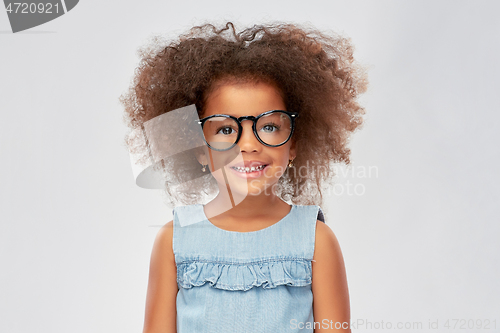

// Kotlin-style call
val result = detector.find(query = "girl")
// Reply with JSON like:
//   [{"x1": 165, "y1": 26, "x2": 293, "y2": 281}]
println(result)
[{"x1": 122, "y1": 22, "x2": 367, "y2": 333}]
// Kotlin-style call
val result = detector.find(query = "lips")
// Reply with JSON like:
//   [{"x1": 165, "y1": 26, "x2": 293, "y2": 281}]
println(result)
[{"x1": 229, "y1": 161, "x2": 268, "y2": 173}]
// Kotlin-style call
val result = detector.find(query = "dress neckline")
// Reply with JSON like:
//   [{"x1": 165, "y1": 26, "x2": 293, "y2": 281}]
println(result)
[{"x1": 199, "y1": 204, "x2": 295, "y2": 234}]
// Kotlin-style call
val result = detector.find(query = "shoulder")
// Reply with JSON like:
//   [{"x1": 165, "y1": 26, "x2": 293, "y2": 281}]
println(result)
[
  {"x1": 151, "y1": 220, "x2": 175, "y2": 263},
  {"x1": 158, "y1": 220, "x2": 174, "y2": 239},
  {"x1": 148, "y1": 221, "x2": 176, "y2": 288},
  {"x1": 155, "y1": 220, "x2": 173, "y2": 245},
  {"x1": 312, "y1": 221, "x2": 351, "y2": 326},
  {"x1": 313, "y1": 220, "x2": 344, "y2": 263},
  {"x1": 143, "y1": 220, "x2": 178, "y2": 332}
]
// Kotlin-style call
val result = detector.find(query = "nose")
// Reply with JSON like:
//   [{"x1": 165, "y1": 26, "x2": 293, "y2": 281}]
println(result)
[{"x1": 238, "y1": 120, "x2": 261, "y2": 152}]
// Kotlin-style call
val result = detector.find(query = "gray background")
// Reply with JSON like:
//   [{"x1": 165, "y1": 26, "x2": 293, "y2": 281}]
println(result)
[{"x1": 1, "y1": 0, "x2": 499, "y2": 332}]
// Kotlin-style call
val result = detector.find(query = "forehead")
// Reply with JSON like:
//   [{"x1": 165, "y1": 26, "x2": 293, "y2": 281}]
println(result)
[{"x1": 203, "y1": 81, "x2": 286, "y2": 117}]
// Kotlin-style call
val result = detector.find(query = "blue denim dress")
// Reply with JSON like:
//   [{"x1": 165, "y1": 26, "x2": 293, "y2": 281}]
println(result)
[{"x1": 173, "y1": 203, "x2": 325, "y2": 333}]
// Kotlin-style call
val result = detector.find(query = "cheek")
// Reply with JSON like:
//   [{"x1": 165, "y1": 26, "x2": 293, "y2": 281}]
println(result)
[
  {"x1": 205, "y1": 150, "x2": 228, "y2": 170},
  {"x1": 266, "y1": 165, "x2": 286, "y2": 179},
  {"x1": 278, "y1": 145, "x2": 294, "y2": 162},
  {"x1": 263, "y1": 148, "x2": 290, "y2": 178},
  {"x1": 205, "y1": 149, "x2": 241, "y2": 174}
]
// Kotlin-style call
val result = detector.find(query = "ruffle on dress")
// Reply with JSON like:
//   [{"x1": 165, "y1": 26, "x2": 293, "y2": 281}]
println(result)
[{"x1": 177, "y1": 259, "x2": 313, "y2": 291}]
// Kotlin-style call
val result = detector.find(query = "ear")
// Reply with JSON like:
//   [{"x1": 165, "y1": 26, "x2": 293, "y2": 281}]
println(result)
[{"x1": 194, "y1": 147, "x2": 209, "y2": 165}]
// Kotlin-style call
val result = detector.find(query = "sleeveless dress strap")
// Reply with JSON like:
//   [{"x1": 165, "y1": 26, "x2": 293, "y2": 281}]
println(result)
[{"x1": 317, "y1": 206, "x2": 325, "y2": 223}]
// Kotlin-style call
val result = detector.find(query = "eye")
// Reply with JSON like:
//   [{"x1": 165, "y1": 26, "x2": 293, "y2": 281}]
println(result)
[
  {"x1": 260, "y1": 123, "x2": 281, "y2": 133},
  {"x1": 216, "y1": 126, "x2": 237, "y2": 135}
]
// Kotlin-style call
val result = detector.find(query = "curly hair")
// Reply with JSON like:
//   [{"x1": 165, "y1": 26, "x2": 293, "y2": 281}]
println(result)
[{"x1": 121, "y1": 21, "x2": 368, "y2": 208}]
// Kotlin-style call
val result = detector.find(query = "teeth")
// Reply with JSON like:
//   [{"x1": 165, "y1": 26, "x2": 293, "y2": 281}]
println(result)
[{"x1": 232, "y1": 164, "x2": 266, "y2": 173}]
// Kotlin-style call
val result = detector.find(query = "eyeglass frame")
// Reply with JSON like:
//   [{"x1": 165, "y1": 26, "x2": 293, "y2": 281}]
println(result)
[{"x1": 196, "y1": 110, "x2": 299, "y2": 151}]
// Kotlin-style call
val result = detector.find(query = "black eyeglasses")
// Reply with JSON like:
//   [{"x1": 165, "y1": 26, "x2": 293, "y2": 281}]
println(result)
[{"x1": 197, "y1": 110, "x2": 299, "y2": 151}]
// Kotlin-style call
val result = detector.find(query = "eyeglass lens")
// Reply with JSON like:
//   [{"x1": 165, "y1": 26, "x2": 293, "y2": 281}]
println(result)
[{"x1": 202, "y1": 112, "x2": 293, "y2": 150}]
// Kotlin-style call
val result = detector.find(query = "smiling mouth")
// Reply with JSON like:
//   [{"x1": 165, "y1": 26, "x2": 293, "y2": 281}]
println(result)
[{"x1": 230, "y1": 164, "x2": 268, "y2": 173}]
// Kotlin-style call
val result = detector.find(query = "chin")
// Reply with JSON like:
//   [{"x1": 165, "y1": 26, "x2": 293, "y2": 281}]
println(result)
[{"x1": 213, "y1": 169, "x2": 279, "y2": 197}]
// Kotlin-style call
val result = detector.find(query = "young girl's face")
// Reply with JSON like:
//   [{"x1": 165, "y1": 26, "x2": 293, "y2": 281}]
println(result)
[{"x1": 199, "y1": 80, "x2": 296, "y2": 198}]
